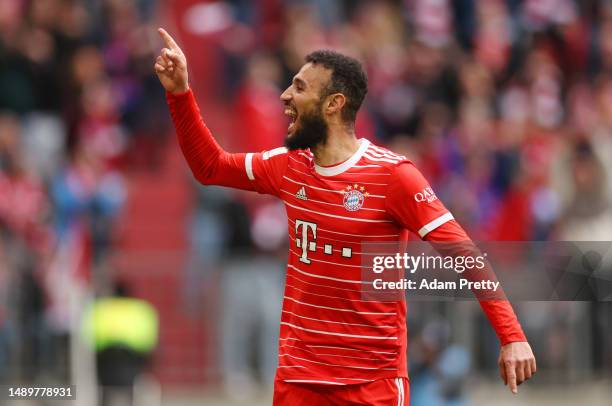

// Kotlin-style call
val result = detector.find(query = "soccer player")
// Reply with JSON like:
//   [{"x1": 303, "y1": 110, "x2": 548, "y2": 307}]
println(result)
[{"x1": 154, "y1": 28, "x2": 536, "y2": 405}]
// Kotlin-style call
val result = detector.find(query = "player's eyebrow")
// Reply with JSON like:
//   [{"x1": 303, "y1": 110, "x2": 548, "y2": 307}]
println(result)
[{"x1": 292, "y1": 77, "x2": 307, "y2": 88}]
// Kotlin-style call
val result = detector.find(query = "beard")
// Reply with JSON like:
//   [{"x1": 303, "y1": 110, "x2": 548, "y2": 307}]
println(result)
[{"x1": 284, "y1": 105, "x2": 329, "y2": 151}]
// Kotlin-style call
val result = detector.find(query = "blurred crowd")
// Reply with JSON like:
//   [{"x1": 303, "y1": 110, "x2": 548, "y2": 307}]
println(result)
[
  {"x1": 199, "y1": 0, "x2": 612, "y2": 242},
  {"x1": 0, "y1": 0, "x2": 166, "y2": 383},
  {"x1": 1, "y1": 0, "x2": 612, "y2": 403}
]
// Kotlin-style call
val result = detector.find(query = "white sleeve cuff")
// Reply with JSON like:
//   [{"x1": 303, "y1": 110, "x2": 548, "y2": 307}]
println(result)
[
  {"x1": 418, "y1": 212, "x2": 454, "y2": 238},
  {"x1": 245, "y1": 153, "x2": 255, "y2": 180}
]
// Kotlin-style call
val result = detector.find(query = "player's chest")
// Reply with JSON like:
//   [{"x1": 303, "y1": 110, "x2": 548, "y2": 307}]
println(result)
[{"x1": 279, "y1": 172, "x2": 394, "y2": 233}]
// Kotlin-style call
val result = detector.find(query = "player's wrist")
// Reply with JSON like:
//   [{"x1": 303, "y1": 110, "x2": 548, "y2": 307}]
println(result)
[
  {"x1": 166, "y1": 85, "x2": 191, "y2": 101},
  {"x1": 170, "y1": 83, "x2": 190, "y2": 95}
]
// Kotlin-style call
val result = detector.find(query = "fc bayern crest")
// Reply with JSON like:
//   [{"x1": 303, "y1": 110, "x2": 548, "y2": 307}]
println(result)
[{"x1": 343, "y1": 184, "x2": 368, "y2": 212}]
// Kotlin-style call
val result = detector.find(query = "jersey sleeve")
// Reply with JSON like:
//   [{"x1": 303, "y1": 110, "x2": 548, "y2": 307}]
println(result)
[
  {"x1": 425, "y1": 220, "x2": 528, "y2": 345},
  {"x1": 166, "y1": 89, "x2": 287, "y2": 195},
  {"x1": 385, "y1": 162, "x2": 454, "y2": 237},
  {"x1": 386, "y1": 162, "x2": 527, "y2": 345},
  {"x1": 246, "y1": 147, "x2": 289, "y2": 197}
]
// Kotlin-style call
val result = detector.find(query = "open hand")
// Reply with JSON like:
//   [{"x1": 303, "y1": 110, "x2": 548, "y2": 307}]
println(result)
[
  {"x1": 154, "y1": 28, "x2": 189, "y2": 94},
  {"x1": 498, "y1": 341, "x2": 536, "y2": 394}
]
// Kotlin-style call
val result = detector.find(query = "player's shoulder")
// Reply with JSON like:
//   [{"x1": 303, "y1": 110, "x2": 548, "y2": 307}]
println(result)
[
  {"x1": 360, "y1": 140, "x2": 413, "y2": 174},
  {"x1": 260, "y1": 145, "x2": 316, "y2": 169},
  {"x1": 261, "y1": 146, "x2": 290, "y2": 161},
  {"x1": 260, "y1": 145, "x2": 312, "y2": 159}
]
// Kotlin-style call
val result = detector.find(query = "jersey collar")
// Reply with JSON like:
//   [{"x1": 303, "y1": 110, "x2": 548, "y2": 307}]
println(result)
[{"x1": 313, "y1": 138, "x2": 370, "y2": 177}]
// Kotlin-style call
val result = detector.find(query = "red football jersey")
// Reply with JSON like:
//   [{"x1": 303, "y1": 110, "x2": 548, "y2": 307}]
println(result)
[{"x1": 166, "y1": 90, "x2": 526, "y2": 385}]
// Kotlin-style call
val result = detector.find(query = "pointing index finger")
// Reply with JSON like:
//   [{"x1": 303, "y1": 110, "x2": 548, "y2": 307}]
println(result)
[
  {"x1": 506, "y1": 363, "x2": 518, "y2": 394},
  {"x1": 158, "y1": 28, "x2": 179, "y2": 51}
]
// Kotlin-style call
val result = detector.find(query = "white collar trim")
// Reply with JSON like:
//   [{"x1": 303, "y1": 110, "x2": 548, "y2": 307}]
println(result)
[{"x1": 314, "y1": 139, "x2": 370, "y2": 177}]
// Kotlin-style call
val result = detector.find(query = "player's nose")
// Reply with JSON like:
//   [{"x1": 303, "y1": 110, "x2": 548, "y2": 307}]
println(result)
[{"x1": 280, "y1": 87, "x2": 292, "y2": 102}]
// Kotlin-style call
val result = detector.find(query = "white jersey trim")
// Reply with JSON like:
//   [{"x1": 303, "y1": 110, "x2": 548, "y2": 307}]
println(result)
[
  {"x1": 284, "y1": 379, "x2": 346, "y2": 385},
  {"x1": 245, "y1": 153, "x2": 254, "y2": 180},
  {"x1": 314, "y1": 139, "x2": 371, "y2": 177},
  {"x1": 283, "y1": 296, "x2": 395, "y2": 316},
  {"x1": 289, "y1": 249, "x2": 367, "y2": 269},
  {"x1": 281, "y1": 321, "x2": 397, "y2": 340},
  {"x1": 362, "y1": 152, "x2": 402, "y2": 164},
  {"x1": 282, "y1": 310, "x2": 394, "y2": 329},
  {"x1": 285, "y1": 283, "x2": 386, "y2": 304},
  {"x1": 288, "y1": 166, "x2": 390, "y2": 186},
  {"x1": 280, "y1": 342, "x2": 395, "y2": 361},
  {"x1": 288, "y1": 264, "x2": 364, "y2": 284},
  {"x1": 283, "y1": 176, "x2": 385, "y2": 198},
  {"x1": 263, "y1": 146, "x2": 288, "y2": 160},
  {"x1": 286, "y1": 273, "x2": 362, "y2": 293},
  {"x1": 281, "y1": 189, "x2": 387, "y2": 212},
  {"x1": 417, "y1": 212, "x2": 454, "y2": 237},
  {"x1": 283, "y1": 201, "x2": 392, "y2": 223},
  {"x1": 288, "y1": 218, "x2": 400, "y2": 238},
  {"x1": 307, "y1": 344, "x2": 397, "y2": 355},
  {"x1": 396, "y1": 378, "x2": 404, "y2": 406},
  {"x1": 279, "y1": 353, "x2": 396, "y2": 370}
]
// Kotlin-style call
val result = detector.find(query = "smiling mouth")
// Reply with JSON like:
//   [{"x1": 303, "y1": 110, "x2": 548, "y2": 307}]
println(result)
[{"x1": 284, "y1": 106, "x2": 298, "y2": 133}]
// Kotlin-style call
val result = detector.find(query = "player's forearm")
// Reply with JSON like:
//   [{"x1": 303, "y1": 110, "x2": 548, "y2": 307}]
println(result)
[
  {"x1": 166, "y1": 89, "x2": 225, "y2": 183},
  {"x1": 165, "y1": 89, "x2": 253, "y2": 189},
  {"x1": 478, "y1": 299, "x2": 527, "y2": 345},
  {"x1": 424, "y1": 220, "x2": 527, "y2": 345}
]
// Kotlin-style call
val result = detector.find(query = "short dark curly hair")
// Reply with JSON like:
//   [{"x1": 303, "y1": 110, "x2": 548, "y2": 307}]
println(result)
[{"x1": 305, "y1": 50, "x2": 368, "y2": 123}]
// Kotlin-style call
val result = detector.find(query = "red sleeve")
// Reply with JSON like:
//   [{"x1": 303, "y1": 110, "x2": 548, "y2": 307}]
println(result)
[
  {"x1": 385, "y1": 162, "x2": 454, "y2": 237},
  {"x1": 425, "y1": 220, "x2": 528, "y2": 346},
  {"x1": 245, "y1": 147, "x2": 289, "y2": 197},
  {"x1": 166, "y1": 89, "x2": 287, "y2": 195}
]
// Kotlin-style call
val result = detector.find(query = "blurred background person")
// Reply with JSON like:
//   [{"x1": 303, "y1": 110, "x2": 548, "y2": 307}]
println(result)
[{"x1": 82, "y1": 280, "x2": 159, "y2": 406}]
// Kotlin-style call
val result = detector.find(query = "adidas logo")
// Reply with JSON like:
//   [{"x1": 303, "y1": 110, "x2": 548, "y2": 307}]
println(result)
[{"x1": 296, "y1": 187, "x2": 308, "y2": 200}]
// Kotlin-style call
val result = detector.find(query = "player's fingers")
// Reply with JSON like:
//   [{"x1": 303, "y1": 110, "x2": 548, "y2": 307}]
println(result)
[
  {"x1": 154, "y1": 62, "x2": 166, "y2": 73},
  {"x1": 524, "y1": 362, "x2": 532, "y2": 380},
  {"x1": 516, "y1": 361, "x2": 525, "y2": 384},
  {"x1": 158, "y1": 28, "x2": 180, "y2": 51},
  {"x1": 160, "y1": 48, "x2": 173, "y2": 65},
  {"x1": 163, "y1": 48, "x2": 182, "y2": 68},
  {"x1": 158, "y1": 55, "x2": 175, "y2": 73},
  {"x1": 505, "y1": 361, "x2": 518, "y2": 394},
  {"x1": 531, "y1": 357, "x2": 537, "y2": 374},
  {"x1": 499, "y1": 358, "x2": 507, "y2": 384}
]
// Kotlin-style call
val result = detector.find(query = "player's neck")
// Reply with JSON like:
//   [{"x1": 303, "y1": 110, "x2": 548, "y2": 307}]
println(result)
[{"x1": 311, "y1": 126, "x2": 359, "y2": 167}]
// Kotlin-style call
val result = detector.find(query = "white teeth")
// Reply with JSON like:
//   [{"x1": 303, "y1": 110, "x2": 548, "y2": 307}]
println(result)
[{"x1": 284, "y1": 108, "x2": 297, "y2": 124}]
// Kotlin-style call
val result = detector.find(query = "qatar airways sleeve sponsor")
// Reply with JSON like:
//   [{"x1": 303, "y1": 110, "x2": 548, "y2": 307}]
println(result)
[{"x1": 385, "y1": 163, "x2": 453, "y2": 237}]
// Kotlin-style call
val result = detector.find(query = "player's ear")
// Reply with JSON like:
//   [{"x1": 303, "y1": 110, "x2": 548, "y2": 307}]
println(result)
[{"x1": 325, "y1": 93, "x2": 346, "y2": 116}]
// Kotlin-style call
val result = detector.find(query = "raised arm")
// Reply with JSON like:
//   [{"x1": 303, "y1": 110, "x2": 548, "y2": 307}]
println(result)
[
  {"x1": 154, "y1": 28, "x2": 255, "y2": 190},
  {"x1": 154, "y1": 28, "x2": 287, "y2": 193}
]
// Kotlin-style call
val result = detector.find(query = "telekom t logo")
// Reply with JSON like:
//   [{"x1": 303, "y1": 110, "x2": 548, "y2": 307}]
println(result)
[{"x1": 295, "y1": 220, "x2": 317, "y2": 264}]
